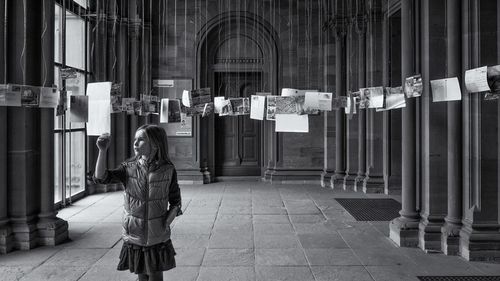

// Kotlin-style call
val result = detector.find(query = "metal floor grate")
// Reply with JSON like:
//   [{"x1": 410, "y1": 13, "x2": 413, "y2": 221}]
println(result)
[
  {"x1": 334, "y1": 198, "x2": 401, "y2": 221},
  {"x1": 418, "y1": 277, "x2": 500, "y2": 281}
]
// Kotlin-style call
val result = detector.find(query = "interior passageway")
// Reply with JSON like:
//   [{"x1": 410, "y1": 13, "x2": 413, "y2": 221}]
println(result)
[{"x1": 0, "y1": 181, "x2": 498, "y2": 281}]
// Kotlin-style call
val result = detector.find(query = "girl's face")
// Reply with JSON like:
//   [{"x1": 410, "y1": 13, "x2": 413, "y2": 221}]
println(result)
[{"x1": 133, "y1": 130, "x2": 151, "y2": 159}]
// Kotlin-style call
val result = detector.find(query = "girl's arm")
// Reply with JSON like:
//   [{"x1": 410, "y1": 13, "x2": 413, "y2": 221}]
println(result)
[
  {"x1": 94, "y1": 133, "x2": 110, "y2": 179},
  {"x1": 166, "y1": 170, "x2": 182, "y2": 226}
]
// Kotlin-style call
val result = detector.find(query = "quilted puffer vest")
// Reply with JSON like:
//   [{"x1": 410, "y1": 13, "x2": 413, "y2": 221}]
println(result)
[{"x1": 121, "y1": 160, "x2": 176, "y2": 246}]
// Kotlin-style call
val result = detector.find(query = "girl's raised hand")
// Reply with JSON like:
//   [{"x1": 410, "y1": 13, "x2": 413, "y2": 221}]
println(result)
[{"x1": 96, "y1": 133, "x2": 111, "y2": 151}]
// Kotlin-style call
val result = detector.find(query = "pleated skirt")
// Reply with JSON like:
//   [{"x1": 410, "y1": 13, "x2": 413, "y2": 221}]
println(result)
[{"x1": 117, "y1": 239, "x2": 176, "y2": 275}]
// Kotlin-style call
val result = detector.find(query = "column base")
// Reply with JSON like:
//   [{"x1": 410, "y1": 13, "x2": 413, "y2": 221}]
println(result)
[
  {"x1": 264, "y1": 168, "x2": 322, "y2": 184},
  {"x1": 0, "y1": 225, "x2": 14, "y2": 254},
  {"x1": 418, "y1": 216, "x2": 445, "y2": 253},
  {"x1": 330, "y1": 173, "x2": 345, "y2": 190},
  {"x1": 37, "y1": 218, "x2": 69, "y2": 246},
  {"x1": 321, "y1": 171, "x2": 335, "y2": 188},
  {"x1": 343, "y1": 173, "x2": 357, "y2": 191},
  {"x1": 363, "y1": 176, "x2": 384, "y2": 194},
  {"x1": 459, "y1": 224, "x2": 500, "y2": 261},
  {"x1": 177, "y1": 169, "x2": 207, "y2": 184},
  {"x1": 10, "y1": 219, "x2": 38, "y2": 250},
  {"x1": 353, "y1": 175, "x2": 365, "y2": 192},
  {"x1": 441, "y1": 221, "x2": 461, "y2": 256},
  {"x1": 389, "y1": 217, "x2": 420, "y2": 247}
]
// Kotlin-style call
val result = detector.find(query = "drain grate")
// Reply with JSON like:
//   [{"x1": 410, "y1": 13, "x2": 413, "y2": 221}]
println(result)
[
  {"x1": 417, "y1": 277, "x2": 500, "y2": 281},
  {"x1": 334, "y1": 198, "x2": 401, "y2": 221}
]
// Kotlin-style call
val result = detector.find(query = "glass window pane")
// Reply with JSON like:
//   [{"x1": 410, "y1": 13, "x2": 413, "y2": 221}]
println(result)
[
  {"x1": 65, "y1": 10, "x2": 85, "y2": 69},
  {"x1": 54, "y1": 70, "x2": 86, "y2": 130},
  {"x1": 67, "y1": 131, "x2": 86, "y2": 197},
  {"x1": 55, "y1": 5, "x2": 62, "y2": 64},
  {"x1": 54, "y1": 133, "x2": 63, "y2": 203}
]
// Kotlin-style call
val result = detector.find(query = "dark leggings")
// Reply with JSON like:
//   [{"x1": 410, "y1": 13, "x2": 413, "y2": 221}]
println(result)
[{"x1": 138, "y1": 272, "x2": 163, "y2": 281}]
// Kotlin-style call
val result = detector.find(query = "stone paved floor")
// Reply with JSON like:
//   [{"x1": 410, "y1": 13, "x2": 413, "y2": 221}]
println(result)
[{"x1": 1, "y1": 181, "x2": 499, "y2": 281}]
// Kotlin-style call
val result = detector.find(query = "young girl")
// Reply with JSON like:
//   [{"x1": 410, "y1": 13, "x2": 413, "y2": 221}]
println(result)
[{"x1": 94, "y1": 124, "x2": 182, "y2": 281}]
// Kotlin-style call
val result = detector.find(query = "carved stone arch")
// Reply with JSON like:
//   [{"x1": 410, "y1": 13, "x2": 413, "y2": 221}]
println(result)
[{"x1": 195, "y1": 11, "x2": 281, "y2": 181}]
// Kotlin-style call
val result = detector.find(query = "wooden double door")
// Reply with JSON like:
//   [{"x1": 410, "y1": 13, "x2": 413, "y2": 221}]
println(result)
[{"x1": 214, "y1": 72, "x2": 262, "y2": 177}]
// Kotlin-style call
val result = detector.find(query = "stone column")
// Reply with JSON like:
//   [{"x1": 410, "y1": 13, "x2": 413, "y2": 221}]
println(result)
[
  {"x1": 418, "y1": 0, "x2": 448, "y2": 252},
  {"x1": 343, "y1": 23, "x2": 358, "y2": 191},
  {"x1": 321, "y1": 29, "x2": 336, "y2": 187},
  {"x1": 389, "y1": 0, "x2": 420, "y2": 247},
  {"x1": 441, "y1": 0, "x2": 462, "y2": 256},
  {"x1": 354, "y1": 14, "x2": 366, "y2": 192},
  {"x1": 6, "y1": 0, "x2": 69, "y2": 250},
  {"x1": 0, "y1": 0, "x2": 13, "y2": 255},
  {"x1": 459, "y1": 0, "x2": 500, "y2": 261},
  {"x1": 330, "y1": 18, "x2": 347, "y2": 189},
  {"x1": 36, "y1": 0, "x2": 68, "y2": 246},
  {"x1": 363, "y1": 3, "x2": 385, "y2": 194}
]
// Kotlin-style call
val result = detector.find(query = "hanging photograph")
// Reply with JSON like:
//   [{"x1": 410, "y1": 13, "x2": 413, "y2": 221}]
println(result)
[
  {"x1": 332, "y1": 96, "x2": 348, "y2": 109},
  {"x1": 229, "y1": 98, "x2": 249, "y2": 115},
  {"x1": 219, "y1": 100, "x2": 233, "y2": 116},
  {"x1": 358, "y1": 89, "x2": 369, "y2": 109},
  {"x1": 487, "y1": 65, "x2": 500, "y2": 93},
  {"x1": 201, "y1": 102, "x2": 214, "y2": 117},
  {"x1": 0, "y1": 84, "x2": 21, "y2": 107},
  {"x1": 122, "y1": 98, "x2": 136, "y2": 115},
  {"x1": 20, "y1": 86, "x2": 40, "y2": 107},
  {"x1": 367, "y1": 87, "x2": 384, "y2": 108},
  {"x1": 304, "y1": 92, "x2": 333, "y2": 112},
  {"x1": 39, "y1": 87, "x2": 59, "y2": 108},
  {"x1": 404, "y1": 74, "x2": 423, "y2": 98},
  {"x1": 182, "y1": 88, "x2": 211, "y2": 107},
  {"x1": 266, "y1": 96, "x2": 277, "y2": 120},
  {"x1": 276, "y1": 96, "x2": 298, "y2": 114},
  {"x1": 214, "y1": 96, "x2": 225, "y2": 114},
  {"x1": 465, "y1": 66, "x2": 489, "y2": 93},
  {"x1": 250, "y1": 95, "x2": 266, "y2": 120},
  {"x1": 110, "y1": 92, "x2": 122, "y2": 113},
  {"x1": 377, "y1": 87, "x2": 405, "y2": 111},
  {"x1": 430, "y1": 77, "x2": 462, "y2": 102}
]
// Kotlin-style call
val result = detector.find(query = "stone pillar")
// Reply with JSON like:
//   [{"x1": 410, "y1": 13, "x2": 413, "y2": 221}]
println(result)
[
  {"x1": 441, "y1": 0, "x2": 462, "y2": 256},
  {"x1": 321, "y1": 30, "x2": 336, "y2": 187},
  {"x1": 418, "y1": 0, "x2": 447, "y2": 253},
  {"x1": 389, "y1": 0, "x2": 420, "y2": 247},
  {"x1": 5, "y1": 0, "x2": 68, "y2": 250},
  {"x1": 330, "y1": 18, "x2": 347, "y2": 189},
  {"x1": 354, "y1": 15, "x2": 366, "y2": 192},
  {"x1": 0, "y1": 0, "x2": 13, "y2": 255},
  {"x1": 459, "y1": 0, "x2": 500, "y2": 261},
  {"x1": 363, "y1": 2, "x2": 384, "y2": 194},
  {"x1": 37, "y1": 0, "x2": 68, "y2": 246},
  {"x1": 343, "y1": 23, "x2": 358, "y2": 191}
]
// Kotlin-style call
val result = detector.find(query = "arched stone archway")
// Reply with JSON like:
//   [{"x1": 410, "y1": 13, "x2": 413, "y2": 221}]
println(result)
[{"x1": 195, "y1": 11, "x2": 281, "y2": 181}]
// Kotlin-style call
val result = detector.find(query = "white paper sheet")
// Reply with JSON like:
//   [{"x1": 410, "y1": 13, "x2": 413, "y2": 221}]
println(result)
[
  {"x1": 160, "y1": 98, "x2": 169, "y2": 123},
  {"x1": 250, "y1": 95, "x2": 266, "y2": 120},
  {"x1": 430, "y1": 77, "x2": 462, "y2": 102},
  {"x1": 368, "y1": 87, "x2": 384, "y2": 108},
  {"x1": 465, "y1": 66, "x2": 490, "y2": 93},
  {"x1": 87, "y1": 82, "x2": 111, "y2": 136},
  {"x1": 182, "y1": 90, "x2": 191, "y2": 107},
  {"x1": 70, "y1": 95, "x2": 89, "y2": 122},
  {"x1": 0, "y1": 85, "x2": 22, "y2": 106},
  {"x1": 304, "y1": 92, "x2": 333, "y2": 111},
  {"x1": 214, "y1": 96, "x2": 225, "y2": 114},
  {"x1": 39, "y1": 87, "x2": 59, "y2": 108},
  {"x1": 275, "y1": 114, "x2": 309, "y2": 133}
]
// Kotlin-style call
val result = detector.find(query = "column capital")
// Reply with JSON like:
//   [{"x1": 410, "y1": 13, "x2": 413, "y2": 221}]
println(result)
[
  {"x1": 353, "y1": 13, "x2": 368, "y2": 35},
  {"x1": 323, "y1": 16, "x2": 349, "y2": 39}
]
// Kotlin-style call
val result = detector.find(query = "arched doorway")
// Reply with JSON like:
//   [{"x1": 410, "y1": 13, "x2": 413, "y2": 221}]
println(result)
[{"x1": 196, "y1": 12, "x2": 280, "y2": 180}]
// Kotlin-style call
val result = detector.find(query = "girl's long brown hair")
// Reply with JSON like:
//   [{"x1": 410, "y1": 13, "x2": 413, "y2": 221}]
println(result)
[{"x1": 136, "y1": 124, "x2": 170, "y2": 162}]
